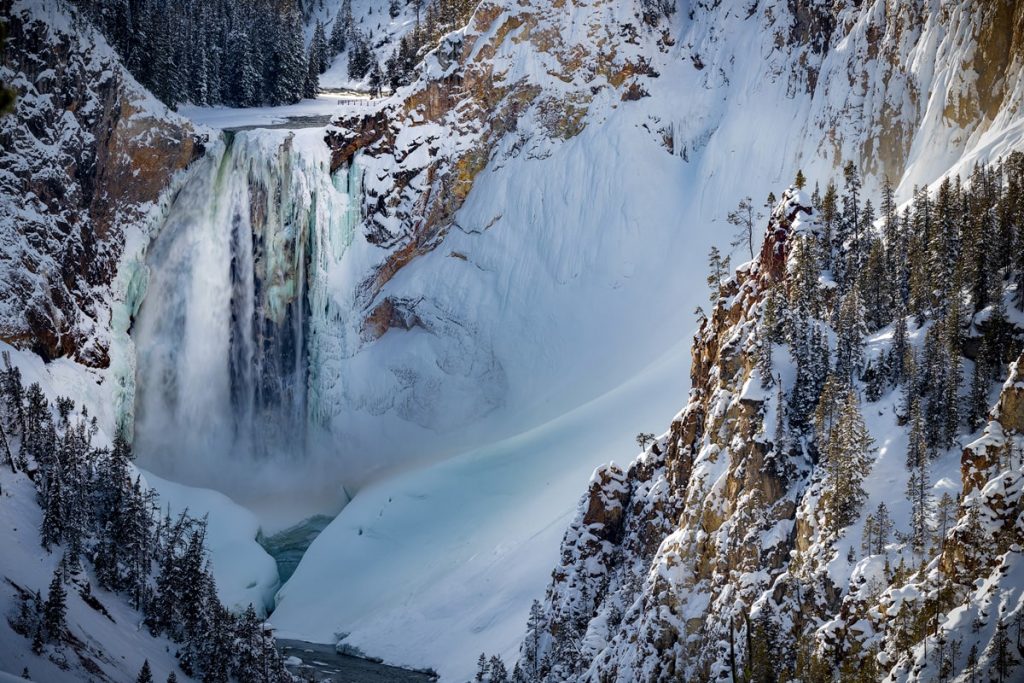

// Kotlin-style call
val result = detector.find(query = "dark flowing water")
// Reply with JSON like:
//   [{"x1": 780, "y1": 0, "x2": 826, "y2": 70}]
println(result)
[{"x1": 278, "y1": 640, "x2": 438, "y2": 682}]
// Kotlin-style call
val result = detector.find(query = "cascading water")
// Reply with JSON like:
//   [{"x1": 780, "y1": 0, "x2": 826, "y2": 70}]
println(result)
[{"x1": 131, "y1": 128, "x2": 361, "y2": 511}]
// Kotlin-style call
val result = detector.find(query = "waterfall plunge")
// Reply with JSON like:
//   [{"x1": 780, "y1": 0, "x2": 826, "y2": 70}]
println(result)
[{"x1": 132, "y1": 129, "x2": 361, "y2": 513}]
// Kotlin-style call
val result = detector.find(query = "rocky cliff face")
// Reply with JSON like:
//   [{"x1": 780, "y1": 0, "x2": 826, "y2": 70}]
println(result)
[
  {"x1": 529, "y1": 191, "x2": 820, "y2": 681},
  {"x1": 525, "y1": 177, "x2": 1024, "y2": 681},
  {"x1": 0, "y1": 0, "x2": 202, "y2": 367}
]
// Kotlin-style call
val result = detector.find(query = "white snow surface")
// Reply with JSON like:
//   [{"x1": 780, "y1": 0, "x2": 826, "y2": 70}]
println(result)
[
  {"x1": 0, "y1": 344, "x2": 196, "y2": 682},
  {"x1": 139, "y1": 471, "x2": 280, "y2": 616},
  {"x1": 178, "y1": 93, "x2": 374, "y2": 130}
]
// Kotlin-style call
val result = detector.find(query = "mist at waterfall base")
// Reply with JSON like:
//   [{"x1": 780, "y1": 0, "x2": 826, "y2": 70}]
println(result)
[{"x1": 132, "y1": 129, "x2": 357, "y2": 519}]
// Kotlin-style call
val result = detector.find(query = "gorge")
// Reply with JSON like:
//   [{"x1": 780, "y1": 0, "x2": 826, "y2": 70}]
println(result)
[{"x1": 2, "y1": 0, "x2": 1024, "y2": 681}]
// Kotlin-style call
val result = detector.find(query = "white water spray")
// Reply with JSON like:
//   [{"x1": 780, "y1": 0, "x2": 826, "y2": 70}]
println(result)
[{"x1": 132, "y1": 129, "x2": 360, "y2": 512}]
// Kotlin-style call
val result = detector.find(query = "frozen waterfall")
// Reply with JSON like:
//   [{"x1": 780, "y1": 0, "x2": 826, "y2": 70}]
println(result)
[{"x1": 132, "y1": 129, "x2": 361, "y2": 512}]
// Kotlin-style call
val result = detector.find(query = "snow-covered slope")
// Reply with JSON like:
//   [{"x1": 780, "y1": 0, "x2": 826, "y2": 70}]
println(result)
[
  {"x1": 306, "y1": 0, "x2": 422, "y2": 90},
  {"x1": 0, "y1": 469, "x2": 186, "y2": 683},
  {"x1": 0, "y1": 335, "x2": 286, "y2": 679}
]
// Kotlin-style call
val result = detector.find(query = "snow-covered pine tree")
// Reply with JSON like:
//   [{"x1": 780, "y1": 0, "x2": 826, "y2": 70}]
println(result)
[
  {"x1": 520, "y1": 599, "x2": 545, "y2": 680},
  {"x1": 304, "y1": 39, "x2": 321, "y2": 98},
  {"x1": 369, "y1": 61, "x2": 384, "y2": 97},
  {"x1": 227, "y1": 27, "x2": 260, "y2": 107},
  {"x1": 489, "y1": 656, "x2": 510, "y2": 682},
  {"x1": 312, "y1": 20, "x2": 330, "y2": 73},
  {"x1": 136, "y1": 660, "x2": 153, "y2": 683},
  {"x1": 273, "y1": 12, "x2": 307, "y2": 105},
  {"x1": 706, "y1": 245, "x2": 730, "y2": 304},
  {"x1": 833, "y1": 285, "x2": 866, "y2": 383},
  {"x1": 821, "y1": 389, "x2": 873, "y2": 535},
  {"x1": 42, "y1": 565, "x2": 66, "y2": 642},
  {"x1": 232, "y1": 605, "x2": 265, "y2": 683},
  {"x1": 905, "y1": 453, "x2": 931, "y2": 556},
  {"x1": 347, "y1": 32, "x2": 373, "y2": 79},
  {"x1": 330, "y1": 5, "x2": 350, "y2": 55}
]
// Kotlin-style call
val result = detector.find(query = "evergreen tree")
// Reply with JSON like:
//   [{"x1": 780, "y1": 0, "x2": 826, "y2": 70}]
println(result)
[
  {"x1": 368, "y1": 61, "x2": 384, "y2": 97},
  {"x1": 968, "y1": 354, "x2": 992, "y2": 430},
  {"x1": 859, "y1": 236, "x2": 889, "y2": 331},
  {"x1": 890, "y1": 303, "x2": 908, "y2": 384},
  {"x1": 929, "y1": 177, "x2": 959, "y2": 310},
  {"x1": 834, "y1": 285, "x2": 866, "y2": 382},
  {"x1": 758, "y1": 337, "x2": 774, "y2": 389},
  {"x1": 905, "y1": 398, "x2": 928, "y2": 471},
  {"x1": 988, "y1": 620, "x2": 1014, "y2": 682},
  {"x1": 521, "y1": 600, "x2": 545, "y2": 680},
  {"x1": 727, "y1": 196, "x2": 760, "y2": 260},
  {"x1": 272, "y1": 14, "x2": 307, "y2": 105},
  {"x1": 475, "y1": 653, "x2": 489, "y2": 682},
  {"x1": 311, "y1": 20, "x2": 330, "y2": 73},
  {"x1": 489, "y1": 656, "x2": 509, "y2": 683},
  {"x1": 41, "y1": 467, "x2": 65, "y2": 550},
  {"x1": 821, "y1": 390, "x2": 873, "y2": 534},
  {"x1": 819, "y1": 182, "x2": 838, "y2": 271},
  {"x1": 813, "y1": 372, "x2": 844, "y2": 450},
  {"x1": 706, "y1": 246, "x2": 730, "y2": 304},
  {"x1": 861, "y1": 501, "x2": 893, "y2": 556},
  {"x1": 227, "y1": 28, "x2": 260, "y2": 107},
  {"x1": 933, "y1": 492, "x2": 957, "y2": 552},
  {"x1": 330, "y1": 5, "x2": 351, "y2": 54},
  {"x1": 2, "y1": 351, "x2": 26, "y2": 437},
  {"x1": 43, "y1": 566, "x2": 66, "y2": 642},
  {"x1": 788, "y1": 237, "x2": 821, "y2": 317},
  {"x1": 304, "y1": 40, "x2": 321, "y2": 98},
  {"x1": 834, "y1": 161, "x2": 863, "y2": 289},
  {"x1": 906, "y1": 454, "x2": 931, "y2": 555},
  {"x1": 137, "y1": 660, "x2": 153, "y2": 683},
  {"x1": 347, "y1": 32, "x2": 373, "y2": 79}
]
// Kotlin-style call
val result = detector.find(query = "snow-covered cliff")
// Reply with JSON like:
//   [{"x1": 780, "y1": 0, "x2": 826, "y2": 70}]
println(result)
[
  {"x1": 521, "y1": 174, "x2": 1024, "y2": 681},
  {"x1": 0, "y1": 0, "x2": 203, "y2": 367}
]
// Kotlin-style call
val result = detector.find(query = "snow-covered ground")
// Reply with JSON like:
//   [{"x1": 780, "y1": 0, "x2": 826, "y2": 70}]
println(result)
[
  {"x1": 0, "y1": 470, "x2": 187, "y2": 683},
  {"x1": 0, "y1": 344, "x2": 193, "y2": 682},
  {"x1": 178, "y1": 93, "x2": 375, "y2": 130},
  {"x1": 139, "y1": 472, "x2": 280, "y2": 616}
]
